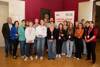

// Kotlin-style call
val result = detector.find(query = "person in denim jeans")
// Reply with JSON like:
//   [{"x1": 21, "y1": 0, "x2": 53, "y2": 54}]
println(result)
[
  {"x1": 66, "y1": 22, "x2": 74, "y2": 58},
  {"x1": 47, "y1": 24, "x2": 57, "y2": 60},
  {"x1": 33, "y1": 19, "x2": 39, "y2": 54},
  {"x1": 24, "y1": 21, "x2": 36, "y2": 61},
  {"x1": 62, "y1": 21, "x2": 68, "y2": 55},
  {"x1": 18, "y1": 19, "x2": 26, "y2": 58},
  {"x1": 35, "y1": 20, "x2": 47, "y2": 60}
]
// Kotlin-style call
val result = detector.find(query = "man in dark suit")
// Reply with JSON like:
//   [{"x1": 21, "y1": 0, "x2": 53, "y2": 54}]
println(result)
[{"x1": 2, "y1": 17, "x2": 13, "y2": 57}]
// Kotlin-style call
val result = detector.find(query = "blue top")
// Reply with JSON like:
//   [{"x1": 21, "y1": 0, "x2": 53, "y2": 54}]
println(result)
[{"x1": 10, "y1": 25, "x2": 18, "y2": 40}]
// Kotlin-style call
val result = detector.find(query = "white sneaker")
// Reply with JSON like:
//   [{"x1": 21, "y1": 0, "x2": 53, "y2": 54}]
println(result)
[
  {"x1": 40, "y1": 56, "x2": 43, "y2": 60},
  {"x1": 35, "y1": 55, "x2": 38, "y2": 60},
  {"x1": 24, "y1": 57, "x2": 28, "y2": 61},
  {"x1": 30, "y1": 56, "x2": 33, "y2": 60},
  {"x1": 76, "y1": 58, "x2": 80, "y2": 60},
  {"x1": 73, "y1": 57, "x2": 76, "y2": 59},
  {"x1": 66, "y1": 55, "x2": 69, "y2": 58},
  {"x1": 62, "y1": 53, "x2": 65, "y2": 56},
  {"x1": 59, "y1": 54, "x2": 61, "y2": 58},
  {"x1": 21, "y1": 56, "x2": 25, "y2": 59},
  {"x1": 56, "y1": 54, "x2": 58, "y2": 58}
]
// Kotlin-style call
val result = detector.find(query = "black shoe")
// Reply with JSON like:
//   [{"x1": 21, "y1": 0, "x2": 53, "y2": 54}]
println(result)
[
  {"x1": 52, "y1": 58, "x2": 55, "y2": 60},
  {"x1": 92, "y1": 61, "x2": 96, "y2": 64},
  {"x1": 86, "y1": 58, "x2": 90, "y2": 60}
]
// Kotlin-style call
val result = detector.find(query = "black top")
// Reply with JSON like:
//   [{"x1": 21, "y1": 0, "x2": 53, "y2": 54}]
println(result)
[
  {"x1": 47, "y1": 28, "x2": 58, "y2": 40},
  {"x1": 2, "y1": 23, "x2": 12, "y2": 39},
  {"x1": 56, "y1": 29, "x2": 65, "y2": 40},
  {"x1": 66, "y1": 27, "x2": 74, "y2": 41}
]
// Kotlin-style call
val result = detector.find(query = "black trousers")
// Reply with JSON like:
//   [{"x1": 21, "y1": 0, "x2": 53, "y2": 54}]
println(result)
[
  {"x1": 12, "y1": 39, "x2": 19, "y2": 56},
  {"x1": 4, "y1": 38, "x2": 12, "y2": 56},
  {"x1": 86, "y1": 42, "x2": 96, "y2": 63},
  {"x1": 56, "y1": 39, "x2": 63, "y2": 54},
  {"x1": 75, "y1": 38, "x2": 83, "y2": 59}
]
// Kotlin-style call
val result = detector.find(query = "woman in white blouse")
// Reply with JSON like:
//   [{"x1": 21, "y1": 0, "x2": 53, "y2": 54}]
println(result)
[
  {"x1": 24, "y1": 21, "x2": 36, "y2": 61},
  {"x1": 35, "y1": 20, "x2": 47, "y2": 60}
]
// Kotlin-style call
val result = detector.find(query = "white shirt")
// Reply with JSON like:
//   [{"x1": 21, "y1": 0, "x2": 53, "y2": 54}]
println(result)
[
  {"x1": 36, "y1": 25, "x2": 47, "y2": 38},
  {"x1": 25, "y1": 27, "x2": 36, "y2": 43},
  {"x1": 9, "y1": 24, "x2": 12, "y2": 30}
]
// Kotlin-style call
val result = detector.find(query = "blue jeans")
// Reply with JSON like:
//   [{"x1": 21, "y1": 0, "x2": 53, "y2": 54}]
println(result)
[
  {"x1": 33, "y1": 38, "x2": 37, "y2": 54},
  {"x1": 66, "y1": 40, "x2": 74, "y2": 57},
  {"x1": 4, "y1": 38, "x2": 12, "y2": 56},
  {"x1": 25, "y1": 43, "x2": 34, "y2": 57},
  {"x1": 36, "y1": 37, "x2": 45, "y2": 57},
  {"x1": 19, "y1": 41, "x2": 25, "y2": 56},
  {"x1": 83, "y1": 39, "x2": 87, "y2": 55},
  {"x1": 62, "y1": 41, "x2": 67, "y2": 54},
  {"x1": 47, "y1": 40, "x2": 56, "y2": 59}
]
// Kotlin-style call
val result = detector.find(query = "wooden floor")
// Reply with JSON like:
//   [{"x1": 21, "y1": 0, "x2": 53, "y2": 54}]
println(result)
[{"x1": 0, "y1": 42, "x2": 100, "y2": 67}]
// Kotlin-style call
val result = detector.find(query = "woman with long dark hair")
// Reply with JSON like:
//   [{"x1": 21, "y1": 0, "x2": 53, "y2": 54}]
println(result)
[{"x1": 56, "y1": 23, "x2": 65, "y2": 58}]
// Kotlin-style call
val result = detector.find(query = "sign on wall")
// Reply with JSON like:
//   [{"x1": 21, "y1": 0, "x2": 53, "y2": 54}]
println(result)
[{"x1": 55, "y1": 11, "x2": 75, "y2": 27}]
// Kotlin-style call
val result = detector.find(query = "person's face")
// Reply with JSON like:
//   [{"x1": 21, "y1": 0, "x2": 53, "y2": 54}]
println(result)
[
  {"x1": 59, "y1": 24, "x2": 63, "y2": 29},
  {"x1": 15, "y1": 22, "x2": 19, "y2": 28},
  {"x1": 69, "y1": 23, "x2": 73, "y2": 28},
  {"x1": 35, "y1": 19, "x2": 39, "y2": 24},
  {"x1": 7, "y1": 17, "x2": 12, "y2": 24},
  {"x1": 29, "y1": 22, "x2": 33, "y2": 27},
  {"x1": 50, "y1": 25, "x2": 54, "y2": 29},
  {"x1": 40, "y1": 20, "x2": 44, "y2": 25},
  {"x1": 79, "y1": 24, "x2": 82, "y2": 29},
  {"x1": 85, "y1": 23, "x2": 89, "y2": 27},
  {"x1": 90, "y1": 22, "x2": 94, "y2": 28},
  {"x1": 44, "y1": 19, "x2": 48, "y2": 23},
  {"x1": 26, "y1": 21, "x2": 29, "y2": 26},
  {"x1": 63, "y1": 21, "x2": 67, "y2": 25},
  {"x1": 22, "y1": 21, "x2": 25, "y2": 27}
]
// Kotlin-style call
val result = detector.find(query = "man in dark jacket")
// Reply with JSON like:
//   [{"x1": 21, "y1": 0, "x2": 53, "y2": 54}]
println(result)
[{"x1": 2, "y1": 17, "x2": 13, "y2": 57}]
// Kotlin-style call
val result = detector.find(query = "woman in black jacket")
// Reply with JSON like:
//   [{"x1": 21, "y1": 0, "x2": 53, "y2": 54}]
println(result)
[
  {"x1": 56, "y1": 23, "x2": 65, "y2": 58},
  {"x1": 47, "y1": 24, "x2": 57, "y2": 60}
]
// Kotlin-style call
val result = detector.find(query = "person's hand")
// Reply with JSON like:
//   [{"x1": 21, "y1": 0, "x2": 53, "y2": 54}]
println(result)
[
  {"x1": 85, "y1": 39, "x2": 90, "y2": 43},
  {"x1": 28, "y1": 40, "x2": 32, "y2": 43},
  {"x1": 61, "y1": 34, "x2": 64, "y2": 36},
  {"x1": 16, "y1": 34, "x2": 18, "y2": 36}
]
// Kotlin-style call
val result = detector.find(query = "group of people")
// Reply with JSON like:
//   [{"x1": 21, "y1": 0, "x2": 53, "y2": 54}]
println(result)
[{"x1": 2, "y1": 17, "x2": 98, "y2": 64}]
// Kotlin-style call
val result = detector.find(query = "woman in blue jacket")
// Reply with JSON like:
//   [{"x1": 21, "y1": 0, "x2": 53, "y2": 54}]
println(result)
[{"x1": 10, "y1": 21, "x2": 19, "y2": 59}]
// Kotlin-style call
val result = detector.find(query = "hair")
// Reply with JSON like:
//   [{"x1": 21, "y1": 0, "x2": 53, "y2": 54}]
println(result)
[
  {"x1": 14, "y1": 21, "x2": 19, "y2": 26},
  {"x1": 85, "y1": 21, "x2": 90, "y2": 24},
  {"x1": 89, "y1": 21, "x2": 94, "y2": 24},
  {"x1": 78, "y1": 23, "x2": 84, "y2": 29},
  {"x1": 58, "y1": 23, "x2": 64, "y2": 30},
  {"x1": 21, "y1": 19, "x2": 25, "y2": 23}
]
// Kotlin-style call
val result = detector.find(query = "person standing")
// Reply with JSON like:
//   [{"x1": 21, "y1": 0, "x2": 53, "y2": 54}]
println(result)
[
  {"x1": 66, "y1": 22, "x2": 74, "y2": 58},
  {"x1": 24, "y1": 21, "x2": 36, "y2": 61},
  {"x1": 10, "y1": 21, "x2": 19, "y2": 59},
  {"x1": 56, "y1": 23, "x2": 65, "y2": 58},
  {"x1": 18, "y1": 19, "x2": 26, "y2": 59},
  {"x1": 74, "y1": 23, "x2": 84, "y2": 60},
  {"x1": 85, "y1": 21, "x2": 98, "y2": 64},
  {"x1": 47, "y1": 24, "x2": 57, "y2": 60},
  {"x1": 35, "y1": 20, "x2": 47, "y2": 60},
  {"x1": 62, "y1": 21, "x2": 68, "y2": 55},
  {"x1": 2, "y1": 17, "x2": 13, "y2": 57}
]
